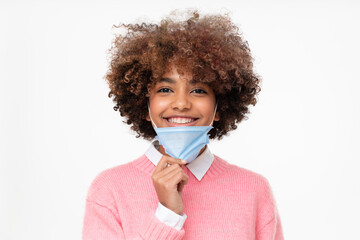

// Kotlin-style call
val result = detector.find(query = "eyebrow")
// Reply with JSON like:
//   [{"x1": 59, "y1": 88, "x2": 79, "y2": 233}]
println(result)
[
  {"x1": 159, "y1": 77, "x2": 199, "y2": 85},
  {"x1": 159, "y1": 78, "x2": 175, "y2": 84}
]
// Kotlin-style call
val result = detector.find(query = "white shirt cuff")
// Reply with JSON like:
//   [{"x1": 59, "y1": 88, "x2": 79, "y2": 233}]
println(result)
[{"x1": 154, "y1": 202, "x2": 187, "y2": 230}]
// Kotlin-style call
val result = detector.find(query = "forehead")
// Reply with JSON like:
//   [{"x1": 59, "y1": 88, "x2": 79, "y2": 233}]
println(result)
[
  {"x1": 157, "y1": 64, "x2": 204, "y2": 85},
  {"x1": 157, "y1": 77, "x2": 200, "y2": 85},
  {"x1": 162, "y1": 64, "x2": 192, "y2": 78}
]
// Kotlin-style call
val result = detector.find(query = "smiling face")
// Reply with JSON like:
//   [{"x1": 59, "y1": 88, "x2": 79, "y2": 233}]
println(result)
[{"x1": 146, "y1": 65, "x2": 220, "y2": 129}]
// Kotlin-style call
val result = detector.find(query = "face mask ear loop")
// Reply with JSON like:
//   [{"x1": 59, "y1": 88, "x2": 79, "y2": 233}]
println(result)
[
  {"x1": 209, "y1": 102, "x2": 218, "y2": 127},
  {"x1": 147, "y1": 102, "x2": 158, "y2": 129}
]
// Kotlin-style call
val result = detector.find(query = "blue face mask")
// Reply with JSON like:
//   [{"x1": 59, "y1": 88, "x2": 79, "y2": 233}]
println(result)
[{"x1": 148, "y1": 104, "x2": 217, "y2": 163}]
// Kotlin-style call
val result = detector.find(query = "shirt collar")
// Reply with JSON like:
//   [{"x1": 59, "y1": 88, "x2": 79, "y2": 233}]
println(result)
[{"x1": 144, "y1": 140, "x2": 214, "y2": 181}]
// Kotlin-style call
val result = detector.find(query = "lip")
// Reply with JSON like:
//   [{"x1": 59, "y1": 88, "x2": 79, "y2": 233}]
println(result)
[{"x1": 163, "y1": 117, "x2": 199, "y2": 127}]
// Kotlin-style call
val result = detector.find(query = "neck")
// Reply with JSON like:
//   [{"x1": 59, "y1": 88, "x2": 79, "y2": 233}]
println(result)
[{"x1": 158, "y1": 144, "x2": 207, "y2": 160}]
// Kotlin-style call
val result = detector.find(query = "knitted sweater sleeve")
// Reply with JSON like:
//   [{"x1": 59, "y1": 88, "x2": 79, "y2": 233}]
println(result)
[
  {"x1": 82, "y1": 200, "x2": 126, "y2": 239},
  {"x1": 255, "y1": 177, "x2": 284, "y2": 240},
  {"x1": 82, "y1": 171, "x2": 185, "y2": 240}
]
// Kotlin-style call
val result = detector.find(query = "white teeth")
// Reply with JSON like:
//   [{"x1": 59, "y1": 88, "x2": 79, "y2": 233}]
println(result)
[{"x1": 167, "y1": 118, "x2": 195, "y2": 123}]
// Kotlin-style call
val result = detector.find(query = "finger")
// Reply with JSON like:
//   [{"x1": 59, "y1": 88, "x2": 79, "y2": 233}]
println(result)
[
  {"x1": 178, "y1": 179, "x2": 185, "y2": 193},
  {"x1": 177, "y1": 171, "x2": 189, "y2": 193},
  {"x1": 162, "y1": 168, "x2": 188, "y2": 187},
  {"x1": 177, "y1": 173, "x2": 189, "y2": 193},
  {"x1": 160, "y1": 156, "x2": 187, "y2": 169},
  {"x1": 155, "y1": 163, "x2": 182, "y2": 179},
  {"x1": 152, "y1": 160, "x2": 183, "y2": 180},
  {"x1": 153, "y1": 155, "x2": 187, "y2": 174}
]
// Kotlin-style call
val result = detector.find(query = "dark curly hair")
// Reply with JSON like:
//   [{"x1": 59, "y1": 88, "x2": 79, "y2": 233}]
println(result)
[{"x1": 105, "y1": 9, "x2": 261, "y2": 140}]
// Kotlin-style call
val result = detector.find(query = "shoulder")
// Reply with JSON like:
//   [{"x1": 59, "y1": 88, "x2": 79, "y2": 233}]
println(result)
[
  {"x1": 214, "y1": 155, "x2": 279, "y2": 221},
  {"x1": 214, "y1": 154, "x2": 273, "y2": 194},
  {"x1": 85, "y1": 155, "x2": 144, "y2": 203}
]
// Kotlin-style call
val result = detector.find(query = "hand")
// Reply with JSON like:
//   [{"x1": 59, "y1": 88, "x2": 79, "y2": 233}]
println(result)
[{"x1": 151, "y1": 155, "x2": 188, "y2": 215}]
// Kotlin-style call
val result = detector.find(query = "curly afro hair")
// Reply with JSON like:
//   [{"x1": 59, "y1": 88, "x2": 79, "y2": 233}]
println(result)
[{"x1": 105, "y1": 9, "x2": 261, "y2": 141}]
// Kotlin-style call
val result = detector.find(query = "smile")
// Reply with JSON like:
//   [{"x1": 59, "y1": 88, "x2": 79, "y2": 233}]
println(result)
[
  {"x1": 167, "y1": 117, "x2": 196, "y2": 123},
  {"x1": 163, "y1": 117, "x2": 199, "y2": 127}
]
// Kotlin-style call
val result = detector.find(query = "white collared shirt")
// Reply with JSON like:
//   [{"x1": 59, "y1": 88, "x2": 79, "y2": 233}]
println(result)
[{"x1": 145, "y1": 140, "x2": 215, "y2": 230}]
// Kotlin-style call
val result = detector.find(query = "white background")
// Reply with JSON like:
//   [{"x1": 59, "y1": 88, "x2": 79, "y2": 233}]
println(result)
[{"x1": 1, "y1": 0, "x2": 359, "y2": 239}]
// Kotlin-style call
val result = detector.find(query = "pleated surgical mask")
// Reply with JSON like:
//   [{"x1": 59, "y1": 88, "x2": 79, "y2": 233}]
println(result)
[{"x1": 148, "y1": 103, "x2": 217, "y2": 163}]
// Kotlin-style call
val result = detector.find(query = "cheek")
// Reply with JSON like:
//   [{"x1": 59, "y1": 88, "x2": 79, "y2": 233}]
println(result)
[
  {"x1": 150, "y1": 97, "x2": 170, "y2": 114},
  {"x1": 196, "y1": 99, "x2": 215, "y2": 117}
]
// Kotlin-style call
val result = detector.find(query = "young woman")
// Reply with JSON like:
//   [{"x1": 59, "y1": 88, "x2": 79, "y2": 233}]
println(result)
[{"x1": 82, "y1": 10, "x2": 284, "y2": 240}]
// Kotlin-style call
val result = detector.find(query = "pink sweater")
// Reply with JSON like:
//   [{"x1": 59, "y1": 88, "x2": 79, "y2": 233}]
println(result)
[{"x1": 82, "y1": 154, "x2": 284, "y2": 239}]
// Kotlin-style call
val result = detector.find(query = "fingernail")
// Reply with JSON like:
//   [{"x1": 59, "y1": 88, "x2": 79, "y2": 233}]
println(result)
[{"x1": 181, "y1": 160, "x2": 187, "y2": 164}]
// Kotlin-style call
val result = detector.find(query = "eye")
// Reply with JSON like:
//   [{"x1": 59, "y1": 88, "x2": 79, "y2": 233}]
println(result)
[
  {"x1": 157, "y1": 87, "x2": 172, "y2": 93},
  {"x1": 191, "y1": 89, "x2": 207, "y2": 94}
]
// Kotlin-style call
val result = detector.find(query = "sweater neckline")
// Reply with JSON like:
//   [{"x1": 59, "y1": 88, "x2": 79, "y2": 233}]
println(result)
[
  {"x1": 131, "y1": 153, "x2": 230, "y2": 182},
  {"x1": 145, "y1": 140, "x2": 214, "y2": 181}
]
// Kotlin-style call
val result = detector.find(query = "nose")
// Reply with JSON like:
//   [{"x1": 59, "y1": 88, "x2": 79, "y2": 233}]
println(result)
[{"x1": 171, "y1": 92, "x2": 191, "y2": 111}]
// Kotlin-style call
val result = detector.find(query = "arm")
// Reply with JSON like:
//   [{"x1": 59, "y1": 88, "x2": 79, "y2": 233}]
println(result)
[
  {"x1": 82, "y1": 170, "x2": 186, "y2": 240},
  {"x1": 82, "y1": 200, "x2": 186, "y2": 240},
  {"x1": 255, "y1": 206, "x2": 283, "y2": 240},
  {"x1": 255, "y1": 178, "x2": 284, "y2": 240},
  {"x1": 82, "y1": 200, "x2": 126, "y2": 239}
]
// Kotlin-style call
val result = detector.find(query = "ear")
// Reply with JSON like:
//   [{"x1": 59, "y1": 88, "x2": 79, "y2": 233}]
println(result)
[{"x1": 214, "y1": 112, "x2": 220, "y2": 121}]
